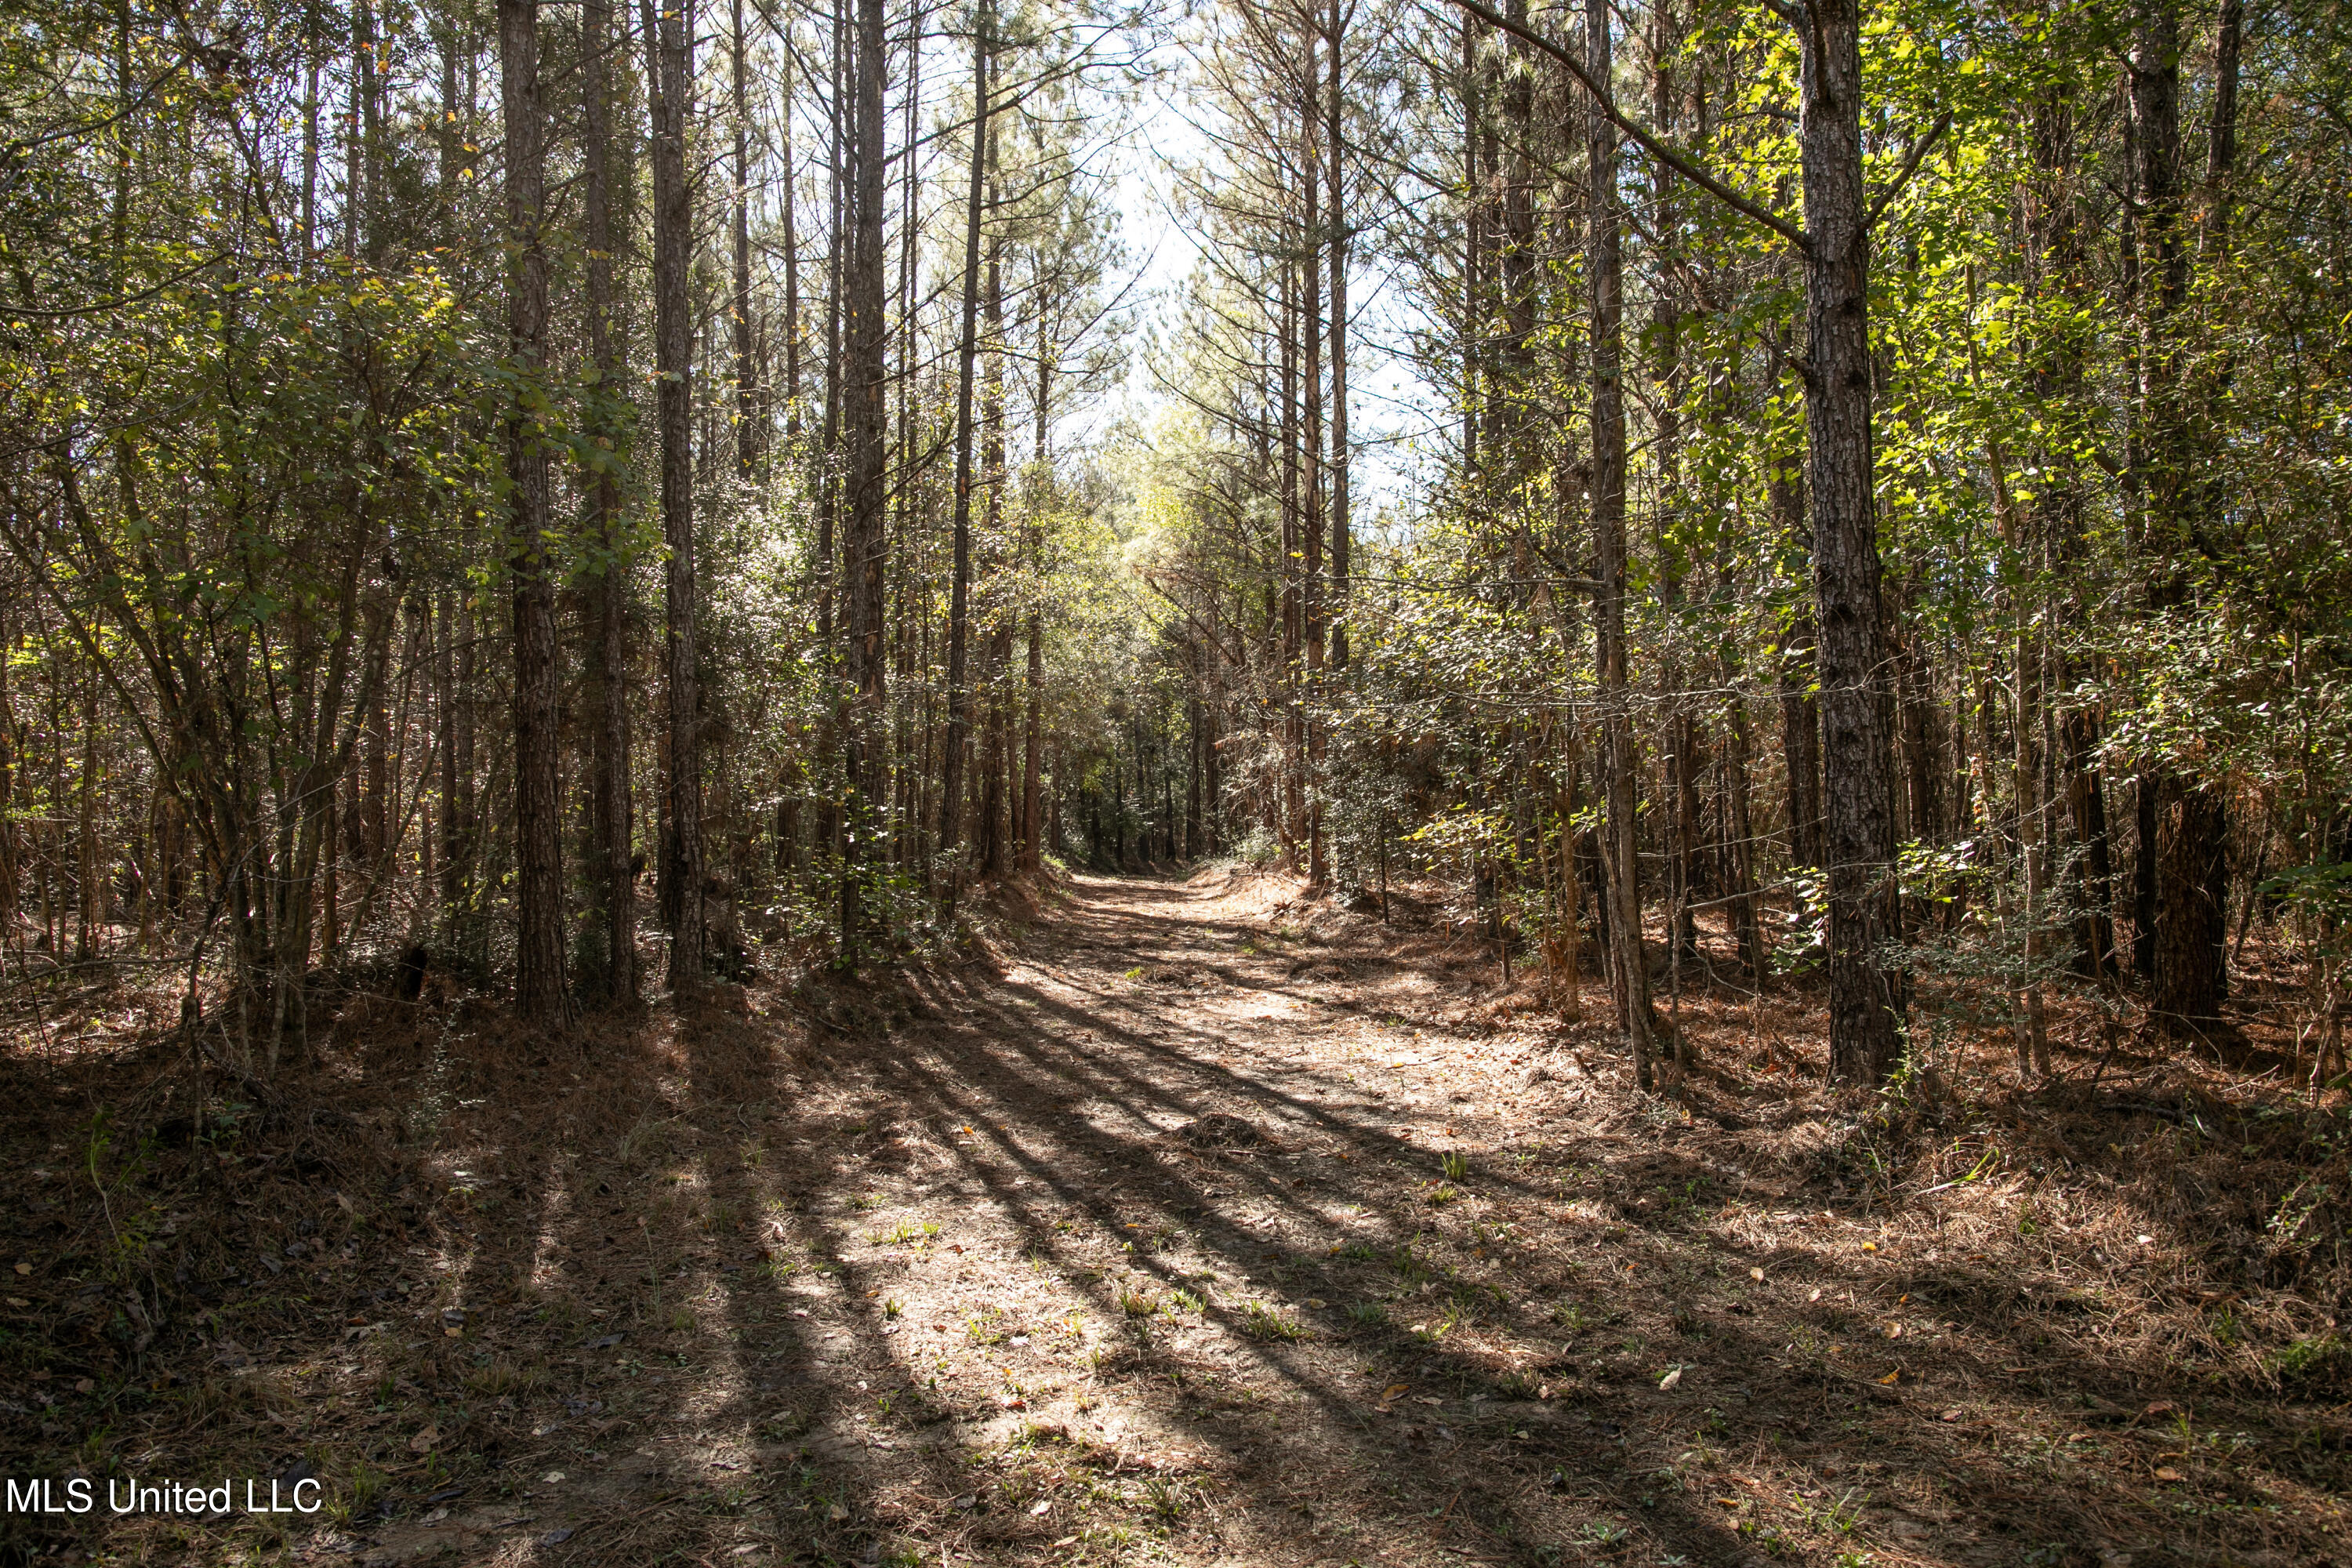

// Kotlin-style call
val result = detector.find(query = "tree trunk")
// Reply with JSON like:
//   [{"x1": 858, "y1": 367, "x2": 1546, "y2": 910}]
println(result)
[
  {"x1": 1326, "y1": 0, "x2": 1349, "y2": 673},
  {"x1": 782, "y1": 34, "x2": 799, "y2": 441},
  {"x1": 1716, "y1": 680, "x2": 1760, "y2": 978},
  {"x1": 1460, "y1": 10, "x2": 1480, "y2": 474},
  {"x1": 731, "y1": 0, "x2": 758, "y2": 475},
  {"x1": 938, "y1": 2, "x2": 989, "y2": 909},
  {"x1": 1302, "y1": 29, "x2": 1327, "y2": 889},
  {"x1": 644, "y1": 0, "x2": 702, "y2": 989},
  {"x1": 1772, "y1": 452, "x2": 1825, "y2": 877},
  {"x1": 2131, "y1": 0, "x2": 2227, "y2": 1033},
  {"x1": 499, "y1": 0, "x2": 568, "y2": 1023},
  {"x1": 1279, "y1": 245, "x2": 1301, "y2": 872},
  {"x1": 2063, "y1": 710, "x2": 2115, "y2": 978},
  {"x1": 2154, "y1": 777, "x2": 2228, "y2": 1031},
  {"x1": 840, "y1": 0, "x2": 890, "y2": 947},
  {"x1": 1586, "y1": 0, "x2": 1657, "y2": 1087},
  {"x1": 586, "y1": 0, "x2": 636, "y2": 1004},
  {"x1": 1798, "y1": 0, "x2": 1903, "y2": 1082},
  {"x1": 812, "y1": 5, "x2": 844, "y2": 877},
  {"x1": 1996, "y1": 470, "x2": 2050, "y2": 1077},
  {"x1": 1019, "y1": 325, "x2": 1048, "y2": 876}
]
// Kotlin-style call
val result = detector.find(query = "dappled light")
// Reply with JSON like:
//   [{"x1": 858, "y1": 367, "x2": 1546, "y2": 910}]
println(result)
[{"x1": 5, "y1": 0, "x2": 2351, "y2": 1563}]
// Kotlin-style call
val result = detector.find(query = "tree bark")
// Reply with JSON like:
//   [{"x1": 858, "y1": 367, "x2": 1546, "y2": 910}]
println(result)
[
  {"x1": 731, "y1": 0, "x2": 759, "y2": 476},
  {"x1": 585, "y1": 0, "x2": 636, "y2": 1004},
  {"x1": 938, "y1": 5, "x2": 990, "y2": 908},
  {"x1": 1019, "y1": 322, "x2": 1050, "y2": 876},
  {"x1": 499, "y1": 0, "x2": 567, "y2": 1023},
  {"x1": 1279, "y1": 245, "x2": 1301, "y2": 871},
  {"x1": 1586, "y1": 0, "x2": 1657, "y2": 1087},
  {"x1": 839, "y1": 0, "x2": 890, "y2": 948},
  {"x1": 782, "y1": 33, "x2": 799, "y2": 442},
  {"x1": 644, "y1": 0, "x2": 702, "y2": 989},
  {"x1": 1797, "y1": 0, "x2": 1903, "y2": 1082},
  {"x1": 1301, "y1": 29, "x2": 1327, "y2": 888},
  {"x1": 1326, "y1": 0, "x2": 1349, "y2": 673},
  {"x1": 2132, "y1": 0, "x2": 2227, "y2": 1034},
  {"x1": 1726, "y1": 688, "x2": 1764, "y2": 977},
  {"x1": 977, "y1": 181, "x2": 1007, "y2": 882}
]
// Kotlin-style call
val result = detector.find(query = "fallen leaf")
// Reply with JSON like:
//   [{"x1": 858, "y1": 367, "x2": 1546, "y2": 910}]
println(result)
[
  {"x1": 2154, "y1": 1467, "x2": 2183, "y2": 1483},
  {"x1": 826, "y1": 1503, "x2": 848, "y2": 1521},
  {"x1": 1878, "y1": 1371, "x2": 1900, "y2": 1385},
  {"x1": 1028, "y1": 1500, "x2": 1051, "y2": 1515},
  {"x1": 1658, "y1": 1367, "x2": 1684, "y2": 1391},
  {"x1": 538, "y1": 1529, "x2": 574, "y2": 1547},
  {"x1": 1382, "y1": 1383, "x2": 1410, "y2": 1402},
  {"x1": 1749, "y1": 1268, "x2": 1764, "y2": 1282},
  {"x1": 11, "y1": 1263, "x2": 28, "y2": 1276},
  {"x1": 5, "y1": 1298, "x2": 27, "y2": 1308},
  {"x1": 408, "y1": 1426, "x2": 440, "y2": 1454}
]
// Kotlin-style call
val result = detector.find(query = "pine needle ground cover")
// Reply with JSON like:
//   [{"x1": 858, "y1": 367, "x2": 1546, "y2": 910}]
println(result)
[{"x1": 4, "y1": 871, "x2": 2345, "y2": 1568}]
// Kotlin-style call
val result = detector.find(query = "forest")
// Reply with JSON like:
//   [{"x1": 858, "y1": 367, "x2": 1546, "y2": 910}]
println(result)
[{"x1": 4, "y1": 0, "x2": 2351, "y2": 1563}]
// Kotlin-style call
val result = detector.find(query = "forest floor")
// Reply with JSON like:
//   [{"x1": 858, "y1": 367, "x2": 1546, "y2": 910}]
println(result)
[{"x1": 5, "y1": 869, "x2": 2351, "y2": 1568}]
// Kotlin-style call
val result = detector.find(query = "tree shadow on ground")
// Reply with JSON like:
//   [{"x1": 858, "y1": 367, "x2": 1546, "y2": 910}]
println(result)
[{"x1": 10, "y1": 873, "x2": 2346, "y2": 1566}]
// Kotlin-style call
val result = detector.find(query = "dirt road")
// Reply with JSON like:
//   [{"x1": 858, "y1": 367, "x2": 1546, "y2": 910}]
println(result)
[{"x1": 44, "y1": 871, "x2": 2346, "y2": 1567}]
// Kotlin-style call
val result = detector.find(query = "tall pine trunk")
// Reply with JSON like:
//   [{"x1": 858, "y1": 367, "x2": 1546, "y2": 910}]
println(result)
[
  {"x1": 1773, "y1": 449, "x2": 1824, "y2": 876},
  {"x1": 2132, "y1": 0, "x2": 2227, "y2": 1035},
  {"x1": 499, "y1": 0, "x2": 567, "y2": 1023},
  {"x1": 586, "y1": 0, "x2": 636, "y2": 1004},
  {"x1": 731, "y1": 0, "x2": 759, "y2": 476},
  {"x1": 1301, "y1": 29, "x2": 1327, "y2": 888},
  {"x1": 644, "y1": 0, "x2": 703, "y2": 989},
  {"x1": 1326, "y1": 0, "x2": 1349, "y2": 674},
  {"x1": 939, "y1": 2, "x2": 990, "y2": 907},
  {"x1": 839, "y1": 0, "x2": 890, "y2": 947},
  {"x1": 1587, "y1": 0, "x2": 1657, "y2": 1087},
  {"x1": 1798, "y1": 0, "x2": 1903, "y2": 1082}
]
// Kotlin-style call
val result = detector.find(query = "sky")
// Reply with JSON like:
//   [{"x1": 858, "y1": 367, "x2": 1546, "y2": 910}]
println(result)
[{"x1": 1064, "y1": 19, "x2": 1442, "y2": 529}]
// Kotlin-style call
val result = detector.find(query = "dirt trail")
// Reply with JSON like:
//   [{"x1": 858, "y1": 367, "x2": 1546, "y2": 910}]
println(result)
[{"x1": 31, "y1": 871, "x2": 2347, "y2": 1568}]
